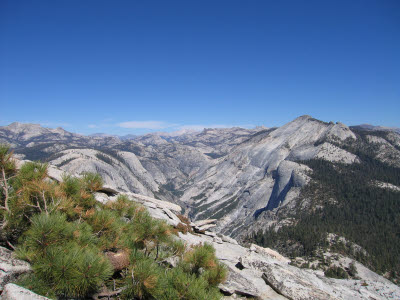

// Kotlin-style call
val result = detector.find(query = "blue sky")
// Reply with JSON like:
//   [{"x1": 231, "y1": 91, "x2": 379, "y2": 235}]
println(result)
[{"x1": 1, "y1": 0, "x2": 399, "y2": 135}]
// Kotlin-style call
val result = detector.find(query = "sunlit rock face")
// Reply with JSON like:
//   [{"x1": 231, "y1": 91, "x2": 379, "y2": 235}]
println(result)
[{"x1": 2, "y1": 115, "x2": 400, "y2": 239}]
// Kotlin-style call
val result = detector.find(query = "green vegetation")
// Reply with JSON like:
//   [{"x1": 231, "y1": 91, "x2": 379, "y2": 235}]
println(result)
[
  {"x1": 95, "y1": 152, "x2": 114, "y2": 165},
  {"x1": 97, "y1": 148, "x2": 126, "y2": 165},
  {"x1": 0, "y1": 144, "x2": 226, "y2": 299},
  {"x1": 204, "y1": 152, "x2": 226, "y2": 159},
  {"x1": 324, "y1": 266, "x2": 348, "y2": 279},
  {"x1": 159, "y1": 182, "x2": 184, "y2": 198},
  {"x1": 248, "y1": 140, "x2": 400, "y2": 282},
  {"x1": 13, "y1": 142, "x2": 57, "y2": 162},
  {"x1": 56, "y1": 157, "x2": 76, "y2": 167},
  {"x1": 348, "y1": 262, "x2": 358, "y2": 278}
]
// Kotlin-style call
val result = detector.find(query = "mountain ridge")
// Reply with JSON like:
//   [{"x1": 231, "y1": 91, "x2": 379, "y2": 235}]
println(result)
[{"x1": 1, "y1": 115, "x2": 399, "y2": 282}]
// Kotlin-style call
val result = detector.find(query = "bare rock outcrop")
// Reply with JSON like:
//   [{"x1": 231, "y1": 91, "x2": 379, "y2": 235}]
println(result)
[
  {"x1": 125, "y1": 192, "x2": 181, "y2": 213},
  {"x1": 1, "y1": 283, "x2": 50, "y2": 300},
  {"x1": 0, "y1": 247, "x2": 31, "y2": 292}
]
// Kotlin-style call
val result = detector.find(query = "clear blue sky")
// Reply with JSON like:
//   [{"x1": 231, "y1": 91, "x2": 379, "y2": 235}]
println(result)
[{"x1": 1, "y1": 0, "x2": 399, "y2": 135}]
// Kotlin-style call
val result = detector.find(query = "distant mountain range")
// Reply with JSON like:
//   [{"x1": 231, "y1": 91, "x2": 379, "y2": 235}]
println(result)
[
  {"x1": 350, "y1": 124, "x2": 400, "y2": 134},
  {"x1": 1, "y1": 116, "x2": 400, "y2": 282}
]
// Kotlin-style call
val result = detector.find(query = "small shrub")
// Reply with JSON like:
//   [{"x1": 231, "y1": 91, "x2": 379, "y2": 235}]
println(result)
[
  {"x1": 175, "y1": 222, "x2": 191, "y2": 234},
  {"x1": 175, "y1": 214, "x2": 193, "y2": 234},
  {"x1": 16, "y1": 212, "x2": 113, "y2": 298},
  {"x1": 162, "y1": 267, "x2": 222, "y2": 300},
  {"x1": 324, "y1": 266, "x2": 349, "y2": 279},
  {"x1": 16, "y1": 273, "x2": 57, "y2": 299},
  {"x1": 122, "y1": 258, "x2": 164, "y2": 300},
  {"x1": 86, "y1": 209, "x2": 126, "y2": 250},
  {"x1": 202, "y1": 261, "x2": 227, "y2": 286},
  {"x1": 14, "y1": 162, "x2": 48, "y2": 187},
  {"x1": 16, "y1": 213, "x2": 75, "y2": 261},
  {"x1": 183, "y1": 243, "x2": 218, "y2": 275},
  {"x1": 348, "y1": 262, "x2": 358, "y2": 277},
  {"x1": 169, "y1": 239, "x2": 186, "y2": 257},
  {"x1": 60, "y1": 174, "x2": 82, "y2": 199},
  {"x1": 33, "y1": 244, "x2": 113, "y2": 298},
  {"x1": 81, "y1": 172, "x2": 103, "y2": 193}
]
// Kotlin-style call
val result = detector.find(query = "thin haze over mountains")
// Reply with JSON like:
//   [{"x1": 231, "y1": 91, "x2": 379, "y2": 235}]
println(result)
[{"x1": 1, "y1": 0, "x2": 399, "y2": 134}]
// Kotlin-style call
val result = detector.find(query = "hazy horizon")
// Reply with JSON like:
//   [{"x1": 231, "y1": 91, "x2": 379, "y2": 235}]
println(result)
[
  {"x1": 2, "y1": 115, "x2": 399, "y2": 137},
  {"x1": 1, "y1": 0, "x2": 399, "y2": 135}
]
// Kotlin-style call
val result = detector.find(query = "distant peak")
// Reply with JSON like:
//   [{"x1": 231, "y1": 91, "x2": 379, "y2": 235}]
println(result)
[
  {"x1": 7, "y1": 122, "x2": 41, "y2": 129},
  {"x1": 298, "y1": 114, "x2": 313, "y2": 119},
  {"x1": 290, "y1": 115, "x2": 314, "y2": 123},
  {"x1": 351, "y1": 124, "x2": 400, "y2": 134}
]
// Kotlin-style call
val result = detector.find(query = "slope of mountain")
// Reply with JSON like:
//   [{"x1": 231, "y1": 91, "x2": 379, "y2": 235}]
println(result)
[
  {"x1": 180, "y1": 116, "x2": 360, "y2": 236},
  {"x1": 1, "y1": 117, "x2": 398, "y2": 224},
  {"x1": 1, "y1": 116, "x2": 399, "y2": 282},
  {"x1": 244, "y1": 126, "x2": 400, "y2": 282}
]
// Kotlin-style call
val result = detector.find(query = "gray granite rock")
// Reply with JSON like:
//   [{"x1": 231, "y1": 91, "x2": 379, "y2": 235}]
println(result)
[
  {"x1": 197, "y1": 223, "x2": 217, "y2": 231},
  {"x1": 194, "y1": 219, "x2": 217, "y2": 227},
  {"x1": 218, "y1": 234, "x2": 239, "y2": 245},
  {"x1": 1, "y1": 283, "x2": 50, "y2": 300},
  {"x1": 163, "y1": 207, "x2": 182, "y2": 224},
  {"x1": 213, "y1": 236, "x2": 223, "y2": 244},
  {"x1": 93, "y1": 192, "x2": 110, "y2": 204},
  {"x1": 125, "y1": 192, "x2": 182, "y2": 213},
  {"x1": 0, "y1": 247, "x2": 31, "y2": 292}
]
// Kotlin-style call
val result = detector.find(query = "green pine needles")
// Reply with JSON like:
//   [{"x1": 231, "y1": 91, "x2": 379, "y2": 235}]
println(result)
[{"x1": 0, "y1": 145, "x2": 227, "y2": 299}]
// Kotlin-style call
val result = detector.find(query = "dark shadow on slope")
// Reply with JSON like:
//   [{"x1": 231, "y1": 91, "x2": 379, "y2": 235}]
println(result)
[{"x1": 254, "y1": 174, "x2": 294, "y2": 219}]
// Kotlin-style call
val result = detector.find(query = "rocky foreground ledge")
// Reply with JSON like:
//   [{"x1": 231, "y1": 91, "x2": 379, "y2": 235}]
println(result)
[{"x1": 1, "y1": 162, "x2": 400, "y2": 299}]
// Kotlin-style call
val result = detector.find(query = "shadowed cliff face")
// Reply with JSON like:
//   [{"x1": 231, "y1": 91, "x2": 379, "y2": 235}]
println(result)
[{"x1": 1, "y1": 116, "x2": 399, "y2": 238}]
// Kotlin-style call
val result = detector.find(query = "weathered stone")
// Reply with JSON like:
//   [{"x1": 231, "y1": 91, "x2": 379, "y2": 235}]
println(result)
[
  {"x1": 162, "y1": 256, "x2": 180, "y2": 268},
  {"x1": 261, "y1": 263, "x2": 339, "y2": 300},
  {"x1": 218, "y1": 234, "x2": 239, "y2": 245},
  {"x1": 146, "y1": 206, "x2": 180, "y2": 227},
  {"x1": 198, "y1": 224, "x2": 217, "y2": 231},
  {"x1": 194, "y1": 219, "x2": 217, "y2": 227},
  {"x1": 213, "y1": 236, "x2": 223, "y2": 244},
  {"x1": 143, "y1": 201, "x2": 157, "y2": 209},
  {"x1": 203, "y1": 230, "x2": 217, "y2": 237},
  {"x1": 0, "y1": 247, "x2": 31, "y2": 292},
  {"x1": 219, "y1": 265, "x2": 261, "y2": 298},
  {"x1": 125, "y1": 192, "x2": 182, "y2": 213},
  {"x1": 99, "y1": 184, "x2": 119, "y2": 195},
  {"x1": 93, "y1": 192, "x2": 110, "y2": 204},
  {"x1": 249, "y1": 244, "x2": 290, "y2": 264},
  {"x1": 47, "y1": 166, "x2": 64, "y2": 182},
  {"x1": 163, "y1": 207, "x2": 182, "y2": 224},
  {"x1": 1, "y1": 283, "x2": 50, "y2": 300}
]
